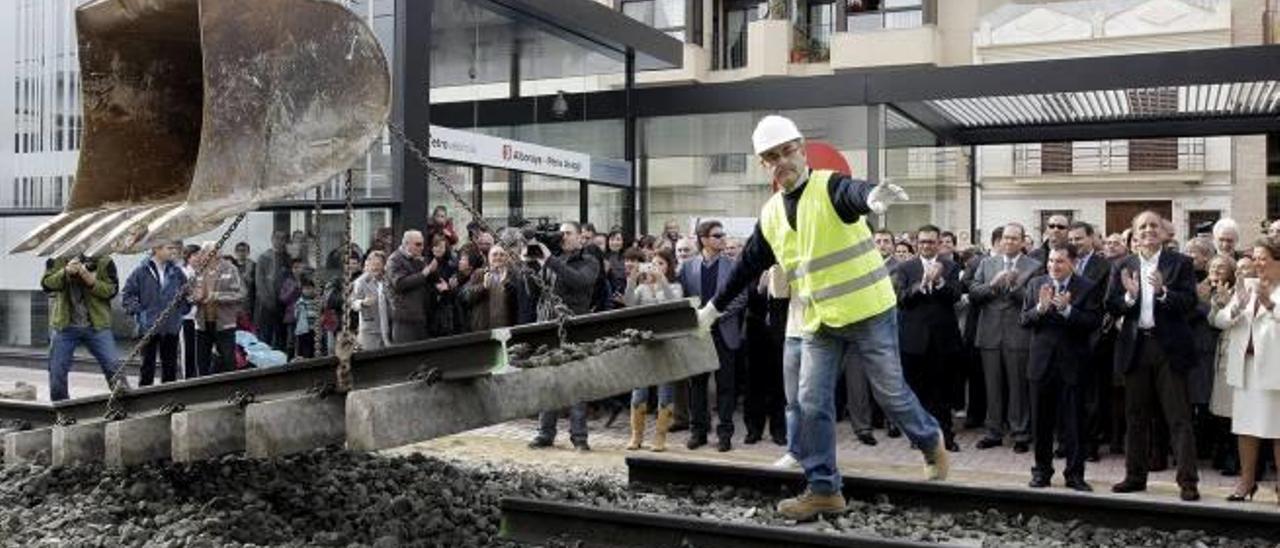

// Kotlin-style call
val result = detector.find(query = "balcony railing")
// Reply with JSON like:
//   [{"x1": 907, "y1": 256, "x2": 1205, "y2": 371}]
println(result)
[{"x1": 847, "y1": 7, "x2": 923, "y2": 33}]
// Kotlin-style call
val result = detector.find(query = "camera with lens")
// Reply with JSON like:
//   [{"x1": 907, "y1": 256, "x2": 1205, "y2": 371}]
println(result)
[
  {"x1": 517, "y1": 217, "x2": 562, "y2": 261},
  {"x1": 71, "y1": 255, "x2": 98, "y2": 272}
]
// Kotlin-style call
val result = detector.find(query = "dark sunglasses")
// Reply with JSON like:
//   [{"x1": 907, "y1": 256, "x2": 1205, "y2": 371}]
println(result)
[{"x1": 1047, "y1": 224, "x2": 1068, "y2": 230}]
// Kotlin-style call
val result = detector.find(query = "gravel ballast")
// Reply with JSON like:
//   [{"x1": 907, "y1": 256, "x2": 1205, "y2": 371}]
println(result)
[{"x1": 0, "y1": 448, "x2": 1273, "y2": 547}]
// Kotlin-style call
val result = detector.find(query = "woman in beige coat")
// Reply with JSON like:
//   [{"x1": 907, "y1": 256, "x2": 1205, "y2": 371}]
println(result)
[{"x1": 1210, "y1": 237, "x2": 1280, "y2": 503}]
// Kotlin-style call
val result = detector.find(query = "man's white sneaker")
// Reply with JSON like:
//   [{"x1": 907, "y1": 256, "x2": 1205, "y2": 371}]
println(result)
[{"x1": 772, "y1": 453, "x2": 801, "y2": 469}]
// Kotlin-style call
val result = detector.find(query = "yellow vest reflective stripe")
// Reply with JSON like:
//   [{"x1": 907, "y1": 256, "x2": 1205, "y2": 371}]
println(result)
[{"x1": 759, "y1": 169, "x2": 896, "y2": 333}]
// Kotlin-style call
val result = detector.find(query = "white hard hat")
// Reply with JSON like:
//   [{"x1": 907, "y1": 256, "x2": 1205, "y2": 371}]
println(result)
[{"x1": 752, "y1": 115, "x2": 803, "y2": 155}]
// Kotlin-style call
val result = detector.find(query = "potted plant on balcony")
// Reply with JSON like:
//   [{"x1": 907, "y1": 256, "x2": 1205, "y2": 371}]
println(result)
[
  {"x1": 807, "y1": 39, "x2": 829, "y2": 62},
  {"x1": 790, "y1": 31, "x2": 811, "y2": 63}
]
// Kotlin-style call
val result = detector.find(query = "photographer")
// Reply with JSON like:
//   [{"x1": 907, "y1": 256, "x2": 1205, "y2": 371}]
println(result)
[
  {"x1": 41, "y1": 254, "x2": 125, "y2": 401},
  {"x1": 526, "y1": 221, "x2": 602, "y2": 451}
]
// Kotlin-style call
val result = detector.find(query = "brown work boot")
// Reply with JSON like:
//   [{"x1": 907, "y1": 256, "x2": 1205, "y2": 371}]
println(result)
[
  {"x1": 777, "y1": 489, "x2": 846, "y2": 521},
  {"x1": 923, "y1": 430, "x2": 950, "y2": 481},
  {"x1": 626, "y1": 404, "x2": 647, "y2": 451},
  {"x1": 651, "y1": 405, "x2": 674, "y2": 452}
]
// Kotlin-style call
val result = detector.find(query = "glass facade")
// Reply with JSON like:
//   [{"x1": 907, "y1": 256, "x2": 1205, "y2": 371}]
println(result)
[
  {"x1": 881, "y1": 108, "x2": 972, "y2": 242},
  {"x1": 642, "y1": 106, "x2": 869, "y2": 236}
]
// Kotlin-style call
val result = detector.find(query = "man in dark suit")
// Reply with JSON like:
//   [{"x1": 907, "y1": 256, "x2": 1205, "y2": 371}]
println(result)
[
  {"x1": 678, "y1": 219, "x2": 747, "y2": 452},
  {"x1": 960, "y1": 226, "x2": 1004, "y2": 429},
  {"x1": 1021, "y1": 244, "x2": 1101, "y2": 492},
  {"x1": 1029, "y1": 214, "x2": 1070, "y2": 270},
  {"x1": 1067, "y1": 221, "x2": 1111, "y2": 461},
  {"x1": 892, "y1": 224, "x2": 964, "y2": 451},
  {"x1": 969, "y1": 222, "x2": 1041, "y2": 452},
  {"x1": 1106, "y1": 211, "x2": 1201, "y2": 501}
]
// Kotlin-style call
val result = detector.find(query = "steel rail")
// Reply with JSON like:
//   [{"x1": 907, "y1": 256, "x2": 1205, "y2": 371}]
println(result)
[
  {"x1": 499, "y1": 497, "x2": 932, "y2": 548},
  {"x1": 0, "y1": 401, "x2": 56, "y2": 430},
  {"x1": 625, "y1": 456, "x2": 1280, "y2": 541},
  {"x1": 0, "y1": 301, "x2": 699, "y2": 426}
]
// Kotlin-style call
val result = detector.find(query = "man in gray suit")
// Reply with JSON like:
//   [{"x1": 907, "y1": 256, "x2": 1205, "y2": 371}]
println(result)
[
  {"x1": 969, "y1": 222, "x2": 1041, "y2": 453},
  {"x1": 678, "y1": 219, "x2": 747, "y2": 452}
]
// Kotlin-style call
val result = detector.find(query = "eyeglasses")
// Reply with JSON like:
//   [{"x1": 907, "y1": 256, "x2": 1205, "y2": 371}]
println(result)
[
  {"x1": 760, "y1": 141, "x2": 802, "y2": 165},
  {"x1": 707, "y1": 233, "x2": 726, "y2": 239},
  {"x1": 1047, "y1": 224, "x2": 1068, "y2": 230}
]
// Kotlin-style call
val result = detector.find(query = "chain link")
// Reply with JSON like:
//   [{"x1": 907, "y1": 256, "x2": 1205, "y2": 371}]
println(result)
[
  {"x1": 311, "y1": 187, "x2": 325, "y2": 354},
  {"x1": 334, "y1": 169, "x2": 357, "y2": 392},
  {"x1": 385, "y1": 122, "x2": 575, "y2": 347},
  {"x1": 101, "y1": 212, "x2": 248, "y2": 421}
]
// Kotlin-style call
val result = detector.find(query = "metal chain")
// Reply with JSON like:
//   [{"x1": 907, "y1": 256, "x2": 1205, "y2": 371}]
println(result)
[
  {"x1": 311, "y1": 187, "x2": 325, "y2": 354},
  {"x1": 102, "y1": 212, "x2": 248, "y2": 420},
  {"x1": 334, "y1": 169, "x2": 357, "y2": 392},
  {"x1": 385, "y1": 122, "x2": 575, "y2": 347}
]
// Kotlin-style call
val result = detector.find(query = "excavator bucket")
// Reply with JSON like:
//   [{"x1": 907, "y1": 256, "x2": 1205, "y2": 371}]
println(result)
[{"x1": 10, "y1": 0, "x2": 391, "y2": 257}]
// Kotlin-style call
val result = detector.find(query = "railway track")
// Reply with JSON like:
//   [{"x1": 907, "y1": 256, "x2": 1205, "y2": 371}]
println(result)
[
  {"x1": 1, "y1": 301, "x2": 717, "y2": 467},
  {"x1": 497, "y1": 456, "x2": 1280, "y2": 547}
]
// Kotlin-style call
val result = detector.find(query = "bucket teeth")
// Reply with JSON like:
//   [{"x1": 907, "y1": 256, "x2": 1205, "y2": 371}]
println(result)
[
  {"x1": 125, "y1": 204, "x2": 217, "y2": 255},
  {"x1": 47, "y1": 207, "x2": 147, "y2": 259},
  {"x1": 81, "y1": 203, "x2": 180, "y2": 258},
  {"x1": 26, "y1": 211, "x2": 113, "y2": 257},
  {"x1": 9, "y1": 212, "x2": 92, "y2": 254}
]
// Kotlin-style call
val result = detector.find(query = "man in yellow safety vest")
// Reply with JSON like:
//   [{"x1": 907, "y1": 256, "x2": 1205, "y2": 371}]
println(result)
[{"x1": 697, "y1": 114, "x2": 950, "y2": 521}]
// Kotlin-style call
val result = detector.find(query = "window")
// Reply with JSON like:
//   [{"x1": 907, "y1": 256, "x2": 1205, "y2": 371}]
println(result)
[
  {"x1": 799, "y1": 1, "x2": 836, "y2": 63},
  {"x1": 1186, "y1": 210, "x2": 1220, "y2": 240},
  {"x1": 710, "y1": 153, "x2": 748, "y2": 173},
  {"x1": 623, "y1": 0, "x2": 687, "y2": 41},
  {"x1": 714, "y1": 1, "x2": 753, "y2": 70},
  {"x1": 1130, "y1": 138, "x2": 1179, "y2": 171},
  {"x1": 1041, "y1": 142, "x2": 1072, "y2": 174},
  {"x1": 847, "y1": 0, "x2": 924, "y2": 33}
]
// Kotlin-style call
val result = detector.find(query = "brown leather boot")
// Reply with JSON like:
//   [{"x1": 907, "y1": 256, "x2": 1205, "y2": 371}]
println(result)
[
  {"x1": 626, "y1": 404, "x2": 647, "y2": 450},
  {"x1": 652, "y1": 405, "x2": 674, "y2": 452}
]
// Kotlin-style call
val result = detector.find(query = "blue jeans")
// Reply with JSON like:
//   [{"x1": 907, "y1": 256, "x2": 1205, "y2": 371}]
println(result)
[
  {"x1": 783, "y1": 336, "x2": 802, "y2": 460},
  {"x1": 537, "y1": 402, "x2": 588, "y2": 445},
  {"x1": 631, "y1": 384, "x2": 675, "y2": 408},
  {"x1": 49, "y1": 326, "x2": 122, "y2": 401},
  {"x1": 798, "y1": 309, "x2": 940, "y2": 494}
]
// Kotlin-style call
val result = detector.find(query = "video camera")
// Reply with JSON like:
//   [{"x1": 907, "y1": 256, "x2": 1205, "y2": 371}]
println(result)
[{"x1": 517, "y1": 217, "x2": 563, "y2": 261}]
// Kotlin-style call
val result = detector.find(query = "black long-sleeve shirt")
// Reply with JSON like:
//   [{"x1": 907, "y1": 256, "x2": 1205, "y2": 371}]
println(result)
[{"x1": 711, "y1": 171, "x2": 876, "y2": 311}]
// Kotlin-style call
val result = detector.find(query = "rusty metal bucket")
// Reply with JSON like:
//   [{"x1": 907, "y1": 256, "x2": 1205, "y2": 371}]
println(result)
[{"x1": 11, "y1": 0, "x2": 391, "y2": 257}]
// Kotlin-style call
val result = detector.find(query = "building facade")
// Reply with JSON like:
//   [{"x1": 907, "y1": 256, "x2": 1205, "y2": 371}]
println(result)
[{"x1": 1, "y1": 0, "x2": 1277, "y2": 348}]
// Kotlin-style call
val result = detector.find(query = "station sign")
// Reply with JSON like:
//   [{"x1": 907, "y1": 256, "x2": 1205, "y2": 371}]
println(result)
[{"x1": 428, "y1": 125, "x2": 631, "y2": 187}]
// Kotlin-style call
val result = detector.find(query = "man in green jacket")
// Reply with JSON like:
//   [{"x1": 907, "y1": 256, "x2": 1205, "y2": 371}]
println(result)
[{"x1": 41, "y1": 254, "x2": 126, "y2": 401}]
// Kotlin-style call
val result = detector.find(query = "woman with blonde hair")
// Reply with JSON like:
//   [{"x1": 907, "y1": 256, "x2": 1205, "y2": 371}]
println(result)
[{"x1": 1211, "y1": 237, "x2": 1280, "y2": 503}]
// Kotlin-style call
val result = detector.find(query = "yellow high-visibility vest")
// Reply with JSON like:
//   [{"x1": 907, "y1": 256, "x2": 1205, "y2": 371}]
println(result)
[{"x1": 759, "y1": 169, "x2": 896, "y2": 333}]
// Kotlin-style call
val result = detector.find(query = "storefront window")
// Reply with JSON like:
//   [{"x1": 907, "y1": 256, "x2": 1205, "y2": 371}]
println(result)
[
  {"x1": 589, "y1": 185, "x2": 628, "y2": 234},
  {"x1": 522, "y1": 175, "x2": 580, "y2": 226},
  {"x1": 427, "y1": 162, "x2": 477, "y2": 232}
]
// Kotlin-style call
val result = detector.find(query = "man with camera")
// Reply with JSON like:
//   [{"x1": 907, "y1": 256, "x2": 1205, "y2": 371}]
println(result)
[
  {"x1": 41, "y1": 254, "x2": 126, "y2": 401},
  {"x1": 526, "y1": 221, "x2": 602, "y2": 451}
]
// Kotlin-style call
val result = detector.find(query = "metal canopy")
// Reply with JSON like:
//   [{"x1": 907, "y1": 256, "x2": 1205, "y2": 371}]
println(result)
[{"x1": 431, "y1": 45, "x2": 1280, "y2": 145}]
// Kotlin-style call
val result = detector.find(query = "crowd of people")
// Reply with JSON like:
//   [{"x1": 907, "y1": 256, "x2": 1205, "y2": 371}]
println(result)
[{"x1": 39, "y1": 153, "x2": 1280, "y2": 520}]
